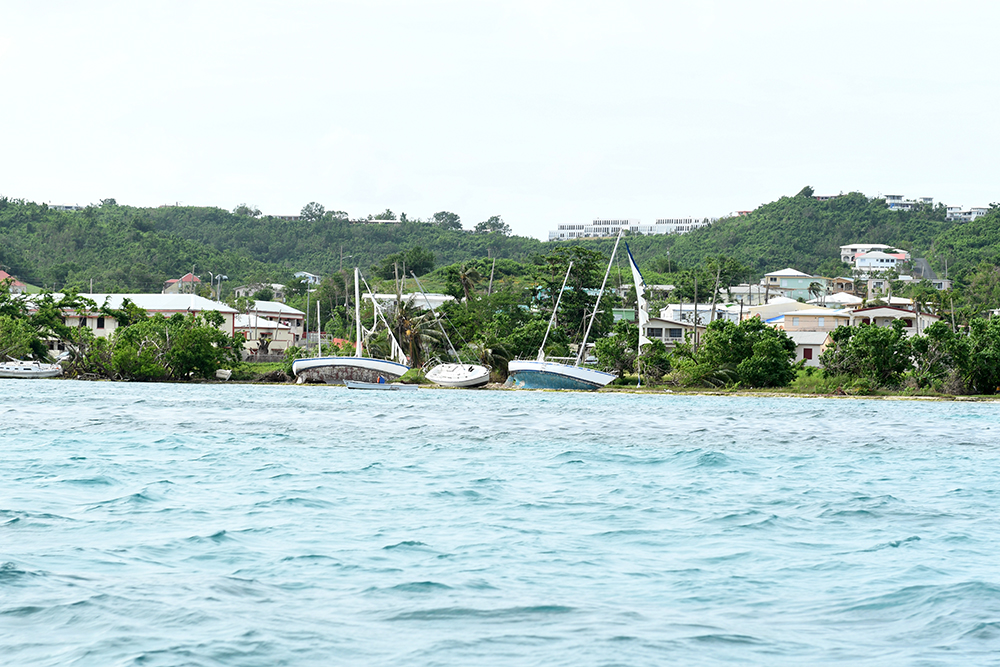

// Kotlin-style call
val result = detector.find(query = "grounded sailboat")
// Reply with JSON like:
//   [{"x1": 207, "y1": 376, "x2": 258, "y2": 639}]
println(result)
[
  {"x1": 0, "y1": 359, "x2": 63, "y2": 379},
  {"x1": 292, "y1": 268, "x2": 410, "y2": 384},
  {"x1": 507, "y1": 234, "x2": 622, "y2": 390},
  {"x1": 410, "y1": 272, "x2": 490, "y2": 388}
]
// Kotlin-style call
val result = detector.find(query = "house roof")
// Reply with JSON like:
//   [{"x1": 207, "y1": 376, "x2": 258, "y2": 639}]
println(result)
[
  {"x1": 0, "y1": 270, "x2": 25, "y2": 287},
  {"x1": 765, "y1": 268, "x2": 813, "y2": 278},
  {"x1": 249, "y1": 300, "x2": 305, "y2": 316},
  {"x1": 786, "y1": 308, "x2": 850, "y2": 317},
  {"x1": 851, "y1": 306, "x2": 940, "y2": 319},
  {"x1": 787, "y1": 331, "x2": 832, "y2": 345},
  {"x1": 646, "y1": 317, "x2": 705, "y2": 329},
  {"x1": 235, "y1": 314, "x2": 290, "y2": 330},
  {"x1": 856, "y1": 251, "x2": 904, "y2": 260},
  {"x1": 165, "y1": 272, "x2": 201, "y2": 284},
  {"x1": 37, "y1": 293, "x2": 239, "y2": 314},
  {"x1": 812, "y1": 292, "x2": 863, "y2": 305}
]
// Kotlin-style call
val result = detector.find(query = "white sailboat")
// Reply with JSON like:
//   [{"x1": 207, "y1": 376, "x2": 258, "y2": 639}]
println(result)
[
  {"x1": 0, "y1": 359, "x2": 63, "y2": 379},
  {"x1": 292, "y1": 268, "x2": 410, "y2": 384},
  {"x1": 410, "y1": 272, "x2": 491, "y2": 388},
  {"x1": 507, "y1": 233, "x2": 622, "y2": 391}
]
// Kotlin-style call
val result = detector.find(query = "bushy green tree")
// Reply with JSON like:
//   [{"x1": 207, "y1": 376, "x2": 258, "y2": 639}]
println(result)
[
  {"x1": 964, "y1": 317, "x2": 1000, "y2": 394},
  {"x1": 595, "y1": 320, "x2": 638, "y2": 375},
  {"x1": 474, "y1": 215, "x2": 511, "y2": 235},
  {"x1": 820, "y1": 320, "x2": 912, "y2": 387},
  {"x1": 909, "y1": 321, "x2": 968, "y2": 389},
  {"x1": 697, "y1": 318, "x2": 796, "y2": 387}
]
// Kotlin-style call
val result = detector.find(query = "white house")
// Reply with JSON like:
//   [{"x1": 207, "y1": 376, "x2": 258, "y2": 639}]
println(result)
[
  {"x1": 35, "y1": 293, "x2": 239, "y2": 353},
  {"x1": 659, "y1": 303, "x2": 737, "y2": 325},
  {"x1": 786, "y1": 331, "x2": 832, "y2": 367},
  {"x1": 848, "y1": 306, "x2": 940, "y2": 337},
  {"x1": 294, "y1": 271, "x2": 322, "y2": 285},
  {"x1": 855, "y1": 251, "x2": 907, "y2": 275},
  {"x1": 840, "y1": 243, "x2": 910, "y2": 264},
  {"x1": 642, "y1": 317, "x2": 706, "y2": 349}
]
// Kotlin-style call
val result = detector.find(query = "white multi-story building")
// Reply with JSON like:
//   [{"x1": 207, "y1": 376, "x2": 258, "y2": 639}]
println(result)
[
  {"x1": 946, "y1": 206, "x2": 989, "y2": 222},
  {"x1": 548, "y1": 217, "x2": 718, "y2": 240},
  {"x1": 884, "y1": 195, "x2": 934, "y2": 210}
]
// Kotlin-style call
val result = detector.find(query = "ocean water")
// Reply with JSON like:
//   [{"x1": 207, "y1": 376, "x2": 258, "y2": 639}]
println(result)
[{"x1": 2, "y1": 380, "x2": 1000, "y2": 666}]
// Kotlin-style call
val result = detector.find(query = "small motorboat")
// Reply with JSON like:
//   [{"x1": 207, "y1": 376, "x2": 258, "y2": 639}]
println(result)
[
  {"x1": 0, "y1": 360, "x2": 63, "y2": 379},
  {"x1": 343, "y1": 380, "x2": 419, "y2": 391}
]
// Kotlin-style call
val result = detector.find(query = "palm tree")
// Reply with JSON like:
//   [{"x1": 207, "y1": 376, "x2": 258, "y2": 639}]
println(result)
[
  {"x1": 387, "y1": 297, "x2": 444, "y2": 367},
  {"x1": 457, "y1": 263, "x2": 482, "y2": 304}
]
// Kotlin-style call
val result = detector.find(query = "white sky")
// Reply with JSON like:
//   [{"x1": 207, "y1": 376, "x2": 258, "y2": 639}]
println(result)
[{"x1": 2, "y1": 1, "x2": 998, "y2": 239}]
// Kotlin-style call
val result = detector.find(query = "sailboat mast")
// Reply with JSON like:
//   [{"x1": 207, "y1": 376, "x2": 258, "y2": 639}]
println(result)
[
  {"x1": 354, "y1": 267, "x2": 362, "y2": 358},
  {"x1": 412, "y1": 272, "x2": 459, "y2": 360},
  {"x1": 537, "y1": 261, "x2": 573, "y2": 362},
  {"x1": 576, "y1": 230, "x2": 623, "y2": 366}
]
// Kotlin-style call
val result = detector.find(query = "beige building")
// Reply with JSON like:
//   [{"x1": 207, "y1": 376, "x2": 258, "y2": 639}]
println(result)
[
  {"x1": 235, "y1": 314, "x2": 295, "y2": 355},
  {"x1": 782, "y1": 308, "x2": 851, "y2": 333}
]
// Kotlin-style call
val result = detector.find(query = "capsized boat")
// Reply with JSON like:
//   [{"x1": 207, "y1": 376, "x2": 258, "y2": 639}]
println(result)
[
  {"x1": 424, "y1": 363, "x2": 490, "y2": 388},
  {"x1": 506, "y1": 232, "x2": 623, "y2": 391},
  {"x1": 505, "y1": 359, "x2": 615, "y2": 390},
  {"x1": 293, "y1": 267, "x2": 410, "y2": 384},
  {"x1": 0, "y1": 360, "x2": 63, "y2": 379}
]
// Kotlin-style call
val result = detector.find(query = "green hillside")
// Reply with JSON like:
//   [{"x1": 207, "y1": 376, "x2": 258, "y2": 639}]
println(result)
[{"x1": 0, "y1": 190, "x2": 995, "y2": 295}]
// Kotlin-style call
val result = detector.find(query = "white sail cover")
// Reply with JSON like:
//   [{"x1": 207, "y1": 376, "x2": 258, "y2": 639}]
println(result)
[{"x1": 626, "y1": 243, "x2": 651, "y2": 349}]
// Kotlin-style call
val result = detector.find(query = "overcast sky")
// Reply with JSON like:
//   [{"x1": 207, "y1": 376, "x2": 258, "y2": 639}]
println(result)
[{"x1": 2, "y1": 2, "x2": 998, "y2": 239}]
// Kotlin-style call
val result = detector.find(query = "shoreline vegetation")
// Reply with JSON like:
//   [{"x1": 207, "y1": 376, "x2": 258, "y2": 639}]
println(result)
[
  {"x1": 50, "y1": 363, "x2": 1000, "y2": 401},
  {"x1": 4, "y1": 190, "x2": 1000, "y2": 396}
]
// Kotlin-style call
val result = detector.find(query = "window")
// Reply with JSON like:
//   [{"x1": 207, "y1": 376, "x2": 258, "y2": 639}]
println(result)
[
  {"x1": 803, "y1": 348, "x2": 813, "y2": 360},
  {"x1": 668, "y1": 328, "x2": 683, "y2": 338},
  {"x1": 818, "y1": 317, "x2": 825, "y2": 327},
  {"x1": 646, "y1": 327, "x2": 663, "y2": 338},
  {"x1": 96, "y1": 317, "x2": 105, "y2": 329},
  {"x1": 792, "y1": 317, "x2": 800, "y2": 326}
]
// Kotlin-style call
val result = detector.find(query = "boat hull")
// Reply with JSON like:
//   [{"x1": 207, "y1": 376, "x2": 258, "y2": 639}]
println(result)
[
  {"x1": 0, "y1": 361, "x2": 63, "y2": 379},
  {"x1": 506, "y1": 360, "x2": 615, "y2": 391},
  {"x1": 424, "y1": 363, "x2": 490, "y2": 388},
  {"x1": 343, "y1": 380, "x2": 419, "y2": 391},
  {"x1": 292, "y1": 356, "x2": 409, "y2": 384}
]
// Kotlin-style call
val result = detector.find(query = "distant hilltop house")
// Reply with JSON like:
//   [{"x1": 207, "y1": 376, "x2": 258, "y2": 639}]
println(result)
[
  {"x1": 884, "y1": 194, "x2": 934, "y2": 211},
  {"x1": 233, "y1": 282, "x2": 287, "y2": 301},
  {"x1": 0, "y1": 270, "x2": 28, "y2": 294},
  {"x1": 946, "y1": 206, "x2": 989, "y2": 222},
  {"x1": 882, "y1": 194, "x2": 988, "y2": 222},
  {"x1": 548, "y1": 217, "x2": 718, "y2": 241},
  {"x1": 294, "y1": 271, "x2": 321, "y2": 285},
  {"x1": 163, "y1": 272, "x2": 201, "y2": 294}
]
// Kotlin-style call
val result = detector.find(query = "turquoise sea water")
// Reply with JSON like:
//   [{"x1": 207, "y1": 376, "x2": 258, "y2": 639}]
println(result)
[{"x1": 2, "y1": 380, "x2": 1000, "y2": 666}]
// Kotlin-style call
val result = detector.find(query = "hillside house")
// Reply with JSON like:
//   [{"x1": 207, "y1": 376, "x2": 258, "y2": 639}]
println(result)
[
  {"x1": 761, "y1": 268, "x2": 828, "y2": 301},
  {"x1": 162, "y1": 273, "x2": 201, "y2": 294}
]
